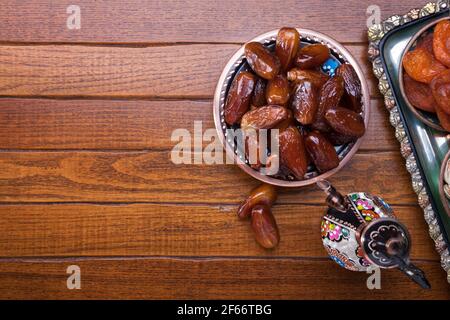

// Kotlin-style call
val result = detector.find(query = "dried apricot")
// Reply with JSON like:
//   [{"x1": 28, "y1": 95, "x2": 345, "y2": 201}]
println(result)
[
  {"x1": 435, "y1": 104, "x2": 450, "y2": 131},
  {"x1": 403, "y1": 47, "x2": 446, "y2": 83},
  {"x1": 416, "y1": 32, "x2": 434, "y2": 53},
  {"x1": 433, "y1": 19, "x2": 450, "y2": 67},
  {"x1": 430, "y1": 69, "x2": 450, "y2": 115},
  {"x1": 403, "y1": 73, "x2": 436, "y2": 113}
]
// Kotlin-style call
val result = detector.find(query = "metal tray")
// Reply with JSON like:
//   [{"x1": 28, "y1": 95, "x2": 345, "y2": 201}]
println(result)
[{"x1": 368, "y1": 0, "x2": 450, "y2": 283}]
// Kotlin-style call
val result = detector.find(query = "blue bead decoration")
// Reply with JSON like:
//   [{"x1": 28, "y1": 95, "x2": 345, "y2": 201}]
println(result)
[{"x1": 322, "y1": 57, "x2": 341, "y2": 76}]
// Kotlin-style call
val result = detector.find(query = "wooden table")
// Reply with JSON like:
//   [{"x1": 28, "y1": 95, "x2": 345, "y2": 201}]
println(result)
[{"x1": 0, "y1": 0, "x2": 448, "y2": 299}]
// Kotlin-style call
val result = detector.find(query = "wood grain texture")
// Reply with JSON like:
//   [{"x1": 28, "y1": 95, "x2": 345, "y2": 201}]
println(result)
[
  {"x1": 0, "y1": 151, "x2": 417, "y2": 205},
  {"x1": 0, "y1": 258, "x2": 447, "y2": 299},
  {"x1": 0, "y1": 0, "x2": 448, "y2": 300},
  {"x1": 0, "y1": 0, "x2": 430, "y2": 44},
  {"x1": 0, "y1": 44, "x2": 378, "y2": 98},
  {"x1": 0, "y1": 98, "x2": 394, "y2": 151},
  {"x1": 0, "y1": 203, "x2": 437, "y2": 260}
]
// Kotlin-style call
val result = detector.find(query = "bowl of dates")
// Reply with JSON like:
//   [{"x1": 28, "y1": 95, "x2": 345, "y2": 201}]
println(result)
[{"x1": 213, "y1": 27, "x2": 370, "y2": 187}]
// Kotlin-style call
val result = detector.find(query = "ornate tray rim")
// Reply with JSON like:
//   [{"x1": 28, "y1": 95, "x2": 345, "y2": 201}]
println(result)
[{"x1": 367, "y1": 0, "x2": 450, "y2": 284}]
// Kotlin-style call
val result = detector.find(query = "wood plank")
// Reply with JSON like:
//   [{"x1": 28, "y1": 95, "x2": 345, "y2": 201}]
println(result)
[
  {"x1": 0, "y1": 203, "x2": 437, "y2": 260},
  {"x1": 0, "y1": 44, "x2": 379, "y2": 98},
  {"x1": 0, "y1": 98, "x2": 394, "y2": 151},
  {"x1": 0, "y1": 0, "x2": 430, "y2": 44},
  {"x1": 0, "y1": 258, "x2": 447, "y2": 299},
  {"x1": 0, "y1": 151, "x2": 417, "y2": 205}
]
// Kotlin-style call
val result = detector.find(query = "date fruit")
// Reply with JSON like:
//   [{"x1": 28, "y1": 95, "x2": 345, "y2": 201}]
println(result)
[
  {"x1": 324, "y1": 107, "x2": 365, "y2": 138},
  {"x1": 241, "y1": 105, "x2": 289, "y2": 169},
  {"x1": 294, "y1": 44, "x2": 330, "y2": 69},
  {"x1": 316, "y1": 75, "x2": 344, "y2": 121},
  {"x1": 310, "y1": 119, "x2": 332, "y2": 133},
  {"x1": 266, "y1": 74, "x2": 290, "y2": 105},
  {"x1": 251, "y1": 204, "x2": 280, "y2": 249},
  {"x1": 305, "y1": 131, "x2": 340, "y2": 172},
  {"x1": 433, "y1": 20, "x2": 450, "y2": 67},
  {"x1": 324, "y1": 131, "x2": 356, "y2": 145},
  {"x1": 403, "y1": 73, "x2": 436, "y2": 112},
  {"x1": 245, "y1": 42, "x2": 281, "y2": 80},
  {"x1": 287, "y1": 68, "x2": 330, "y2": 88},
  {"x1": 403, "y1": 47, "x2": 446, "y2": 83},
  {"x1": 241, "y1": 105, "x2": 290, "y2": 130},
  {"x1": 290, "y1": 80, "x2": 319, "y2": 125},
  {"x1": 335, "y1": 64, "x2": 362, "y2": 112},
  {"x1": 430, "y1": 69, "x2": 450, "y2": 115},
  {"x1": 276, "y1": 27, "x2": 300, "y2": 72},
  {"x1": 224, "y1": 71, "x2": 256, "y2": 125},
  {"x1": 251, "y1": 77, "x2": 267, "y2": 107},
  {"x1": 279, "y1": 126, "x2": 308, "y2": 180},
  {"x1": 274, "y1": 108, "x2": 294, "y2": 131},
  {"x1": 237, "y1": 184, "x2": 277, "y2": 220}
]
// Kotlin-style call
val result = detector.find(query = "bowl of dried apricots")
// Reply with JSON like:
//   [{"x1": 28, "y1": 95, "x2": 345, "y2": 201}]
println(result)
[
  {"x1": 400, "y1": 17, "x2": 450, "y2": 131},
  {"x1": 213, "y1": 27, "x2": 370, "y2": 187}
]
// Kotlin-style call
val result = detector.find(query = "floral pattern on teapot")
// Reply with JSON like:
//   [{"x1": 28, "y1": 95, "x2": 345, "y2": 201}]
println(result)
[{"x1": 321, "y1": 192, "x2": 394, "y2": 272}]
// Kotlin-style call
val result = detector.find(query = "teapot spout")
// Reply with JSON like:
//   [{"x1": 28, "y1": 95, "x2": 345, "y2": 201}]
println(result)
[
  {"x1": 399, "y1": 261, "x2": 431, "y2": 289},
  {"x1": 374, "y1": 237, "x2": 431, "y2": 289}
]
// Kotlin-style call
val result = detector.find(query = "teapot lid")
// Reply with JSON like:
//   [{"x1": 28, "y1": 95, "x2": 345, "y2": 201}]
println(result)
[{"x1": 359, "y1": 218, "x2": 410, "y2": 269}]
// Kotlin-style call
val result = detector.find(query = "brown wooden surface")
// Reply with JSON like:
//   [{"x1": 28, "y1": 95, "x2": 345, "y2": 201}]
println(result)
[
  {"x1": 0, "y1": 44, "x2": 380, "y2": 98},
  {"x1": 0, "y1": 98, "x2": 394, "y2": 150},
  {"x1": 0, "y1": 204, "x2": 437, "y2": 259},
  {"x1": 0, "y1": 259, "x2": 448, "y2": 300},
  {"x1": 0, "y1": 0, "x2": 448, "y2": 299}
]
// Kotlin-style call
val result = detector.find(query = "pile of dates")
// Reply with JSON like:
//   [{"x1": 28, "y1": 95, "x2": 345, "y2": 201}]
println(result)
[
  {"x1": 225, "y1": 27, "x2": 365, "y2": 182},
  {"x1": 402, "y1": 19, "x2": 450, "y2": 130},
  {"x1": 226, "y1": 27, "x2": 366, "y2": 249}
]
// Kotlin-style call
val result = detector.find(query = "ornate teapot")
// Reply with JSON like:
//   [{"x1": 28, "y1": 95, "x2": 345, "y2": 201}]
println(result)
[{"x1": 318, "y1": 180, "x2": 430, "y2": 289}]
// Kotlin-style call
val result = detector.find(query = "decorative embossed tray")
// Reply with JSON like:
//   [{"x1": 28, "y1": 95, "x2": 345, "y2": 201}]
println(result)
[{"x1": 368, "y1": 0, "x2": 450, "y2": 283}]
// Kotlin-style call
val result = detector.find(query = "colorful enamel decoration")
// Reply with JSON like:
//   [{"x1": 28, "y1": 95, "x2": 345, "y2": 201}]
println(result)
[{"x1": 318, "y1": 180, "x2": 430, "y2": 288}]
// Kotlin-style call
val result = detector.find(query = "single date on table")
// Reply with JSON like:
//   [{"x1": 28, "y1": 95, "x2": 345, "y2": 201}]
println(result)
[{"x1": 177, "y1": 304, "x2": 272, "y2": 318}]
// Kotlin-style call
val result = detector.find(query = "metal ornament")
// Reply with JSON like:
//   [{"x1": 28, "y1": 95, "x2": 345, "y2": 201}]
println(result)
[{"x1": 367, "y1": 0, "x2": 450, "y2": 283}]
